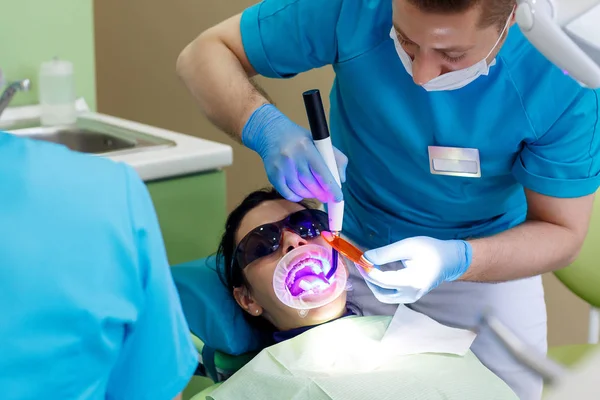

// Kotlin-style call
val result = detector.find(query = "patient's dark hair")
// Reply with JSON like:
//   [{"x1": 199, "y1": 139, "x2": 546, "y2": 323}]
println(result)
[
  {"x1": 217, "y1": 187, "x2": 314, "y2": 289},
  {"x1": 216, "y1": 187, "x2": 313, "y2": 333}
]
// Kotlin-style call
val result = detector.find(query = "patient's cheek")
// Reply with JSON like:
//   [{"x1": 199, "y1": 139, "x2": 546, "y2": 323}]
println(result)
[{"x1": 244, "y1": 271, "x2": 276, "y2": 307}]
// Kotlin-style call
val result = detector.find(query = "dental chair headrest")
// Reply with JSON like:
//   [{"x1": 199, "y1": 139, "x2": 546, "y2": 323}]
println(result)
[{"x1": 171, "y1": 255, "x2": 267, "y2": 355}]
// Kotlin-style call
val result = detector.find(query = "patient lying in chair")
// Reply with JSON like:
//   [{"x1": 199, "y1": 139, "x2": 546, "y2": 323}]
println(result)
[{"x1": 209, "y1": 188, "x2": 518, "y2": 400}]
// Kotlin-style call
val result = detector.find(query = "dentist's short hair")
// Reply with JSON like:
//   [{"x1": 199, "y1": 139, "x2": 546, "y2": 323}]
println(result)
[{"x1": 405, "y1": 0, "x2": 515, "y2": 31}]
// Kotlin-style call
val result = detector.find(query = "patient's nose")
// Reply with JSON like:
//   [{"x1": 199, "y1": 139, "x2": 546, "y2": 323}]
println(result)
[{"x1": 281, "y1": 230, "x2": 308, "y2": 254}]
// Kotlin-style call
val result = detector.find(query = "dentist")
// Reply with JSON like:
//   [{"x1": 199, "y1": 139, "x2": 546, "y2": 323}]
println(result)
[{"x1": 177, "y1": 0, "x2": 600, "y2": 398}]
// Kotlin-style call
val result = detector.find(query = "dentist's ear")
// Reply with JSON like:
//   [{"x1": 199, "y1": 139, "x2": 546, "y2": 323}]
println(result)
[
  {"x1": 508, "y1": 4, "x2": 518, "y2": 27},
  {"x1": 233, "y1": 286, "x2": 264, "y2": 316}
]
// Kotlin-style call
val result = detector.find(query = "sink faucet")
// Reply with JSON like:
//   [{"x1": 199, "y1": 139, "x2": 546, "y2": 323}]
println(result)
[{"x1": 0, "y1": 79, "x2": 31, "y2": 119}]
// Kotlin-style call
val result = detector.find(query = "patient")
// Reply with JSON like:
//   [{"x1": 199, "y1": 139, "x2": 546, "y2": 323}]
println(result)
[
  {"x1": 211, "y1": 188, "x2": 518, "y2": 400},
  {"x1": 217, "y1": 188, "x2": 352, "y2": 340}
]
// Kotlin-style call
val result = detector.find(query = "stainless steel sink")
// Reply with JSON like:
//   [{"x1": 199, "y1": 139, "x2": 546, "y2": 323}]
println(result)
[
  {"x1": 5, "y1": 117, "x2": 175, "y2": 156},
  {"x1": 15, "y1": 127, "x2": 136, "y2": 154}
]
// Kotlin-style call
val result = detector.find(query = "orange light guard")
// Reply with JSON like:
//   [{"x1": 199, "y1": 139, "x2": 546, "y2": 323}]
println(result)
[{"x1": 321, "y1": 231, "x2": 374, "y2": 273}]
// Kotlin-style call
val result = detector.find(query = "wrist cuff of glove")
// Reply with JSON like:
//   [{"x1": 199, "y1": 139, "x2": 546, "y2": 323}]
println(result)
[
  {"x1": 241, "y1": 103, "x2": 282, "y2": 153},
  {"x1": 463, "y1": 240, "x2": 472, "y2": 269},
  {"x1": 457, "y1": 240, "x2": 473, "y2": 279},
  {"x1": 448, "y1": 240, "x2": 472, "y2": 282}
]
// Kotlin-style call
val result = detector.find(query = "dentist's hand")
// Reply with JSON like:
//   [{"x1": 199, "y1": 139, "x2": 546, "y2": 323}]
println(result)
[
  {"x1": 242, "y1": 104, "x2": 347, "y2": 204},
  {"x1": 359, "y1": 237, "x2": 472, "y2": 304}
]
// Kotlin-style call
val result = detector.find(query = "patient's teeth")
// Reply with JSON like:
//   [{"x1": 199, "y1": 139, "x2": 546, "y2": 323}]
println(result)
[{"x1": 299, "y1": 281, "x2": 312, "y2": 291}]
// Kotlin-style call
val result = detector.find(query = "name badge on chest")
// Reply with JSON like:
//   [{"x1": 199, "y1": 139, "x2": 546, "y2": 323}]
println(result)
[{"x1": 428, "y1": 146, "x2": 481, "y2": 178}]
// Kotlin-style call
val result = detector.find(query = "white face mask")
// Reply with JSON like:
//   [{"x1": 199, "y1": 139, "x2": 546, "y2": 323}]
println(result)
[{"x1": 390, "y1": 12, "x2": 513, "y2": 91}]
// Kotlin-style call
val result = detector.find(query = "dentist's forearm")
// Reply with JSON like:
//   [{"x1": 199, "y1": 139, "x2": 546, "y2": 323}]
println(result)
[
  {"x1": 176, "y1": 14, "x2": 269, "y2": 139},
  {"x1": 461, "y1": 221, "x2": 582, "y2": 282},
  {"x1": 461, "y1": 189, "x2": 594, "y2": 282}
]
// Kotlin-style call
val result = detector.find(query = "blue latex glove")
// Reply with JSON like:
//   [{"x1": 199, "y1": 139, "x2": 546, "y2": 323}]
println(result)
[
  {"x1": 359, "y1": 237, "x2": 472, "y2": 304},
  {"x1": 242, "y1": 104, "x2": 348, "y2": 203}
]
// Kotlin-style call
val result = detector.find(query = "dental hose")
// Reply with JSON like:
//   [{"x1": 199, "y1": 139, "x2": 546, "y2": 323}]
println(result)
[{"x1": 302, "y1": 89, "x2": 344, "y2": 281}]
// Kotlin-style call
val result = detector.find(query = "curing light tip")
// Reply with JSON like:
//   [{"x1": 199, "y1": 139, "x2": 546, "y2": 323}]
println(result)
[{"x1": 326, "y1": 232, "x2": 340, "y2": 281}]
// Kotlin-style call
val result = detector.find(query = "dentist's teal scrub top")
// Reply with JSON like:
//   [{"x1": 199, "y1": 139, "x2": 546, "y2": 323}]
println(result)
[
  {"x1": 240, "y1": 0, "x2": 600, "y2": 249},
  {"x1": 0, "y1": 133, "x2": 198, "y2": 399}
]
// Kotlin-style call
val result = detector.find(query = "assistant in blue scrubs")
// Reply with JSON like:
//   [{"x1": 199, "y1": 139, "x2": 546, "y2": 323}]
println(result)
[
  {"x1": 197, "y1": 1, "x2": 599, "y2": 399},
  {"x1": 0, "y1": 132, "x2": 198, "y2": 399}
]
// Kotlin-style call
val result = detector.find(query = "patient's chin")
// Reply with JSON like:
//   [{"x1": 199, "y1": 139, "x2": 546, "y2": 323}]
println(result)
[{"x1": 305, "y1": 292, "x2": 347, "y2": 324}]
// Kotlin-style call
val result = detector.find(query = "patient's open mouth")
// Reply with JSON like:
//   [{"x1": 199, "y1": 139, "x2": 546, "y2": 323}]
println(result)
[{"x1": 284, "y1": 257, "x2": 332, "y2": 296}]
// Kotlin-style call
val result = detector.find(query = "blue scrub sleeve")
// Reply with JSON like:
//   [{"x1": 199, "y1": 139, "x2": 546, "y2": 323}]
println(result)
[
  {"x1": 106, "y1": 166, "x2": 198, "y2": 400},
  {"x1": 240, "y1": 0, "x2": 343, "y2": 78},
  {"x1": 512, "y1": 89, "x2": 600, "y2": 198}
]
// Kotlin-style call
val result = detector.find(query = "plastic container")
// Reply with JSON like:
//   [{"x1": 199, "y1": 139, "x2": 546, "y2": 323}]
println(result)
[{"x1": 39, "y1": 58, "x2": 76, "y2": 126}]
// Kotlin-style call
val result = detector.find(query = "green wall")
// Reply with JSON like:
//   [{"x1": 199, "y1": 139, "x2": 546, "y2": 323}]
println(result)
[
  {"x1": 0, "y1": 0, "x2": 96, "y2": 110},
  {"x1": 147, "y1": 171, "x2": 227, "y2": 266}
]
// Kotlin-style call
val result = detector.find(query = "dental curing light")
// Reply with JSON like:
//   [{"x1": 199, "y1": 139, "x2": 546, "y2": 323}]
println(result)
[
  {"x1": 321, "y1": 231, "x2": 375, "y2": 274},
  {"x1": 303, "y1": 89, "x2": 344, "y2": 280}
]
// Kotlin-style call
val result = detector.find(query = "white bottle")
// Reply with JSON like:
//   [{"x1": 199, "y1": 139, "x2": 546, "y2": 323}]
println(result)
[{"x1": 39, "y1": 58, "x2": 76, "y2": 126}]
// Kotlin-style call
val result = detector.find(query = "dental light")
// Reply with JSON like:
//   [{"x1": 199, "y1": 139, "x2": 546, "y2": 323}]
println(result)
[{"x1": 516, "y1": 0, "x2": 600, "y2": 89}]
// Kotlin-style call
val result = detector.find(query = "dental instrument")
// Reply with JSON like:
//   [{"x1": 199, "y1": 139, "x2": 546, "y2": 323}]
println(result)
[
  {"x1": 477, "y1": 310, "x2": 600, "y2": 399},
  {"x1": 516, "y1": 0, "x2": 600, "y2": 89},
  {"x1": 321, "y1": 231, "x2": 375, "y2": 274},
  {"x1": 481, "y1": 310, "x2": 600, "y2": 399},
  {"x1": 478, "y1": 310, "x2": 567, "y2": 385},
  {"x1": 303, "y1": 89, "x2": 344, "y2": 280}
]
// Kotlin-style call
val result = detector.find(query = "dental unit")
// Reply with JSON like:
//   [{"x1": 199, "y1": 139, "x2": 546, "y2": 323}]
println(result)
[
  {"x1": 516, "y1": 0, "x2": 600, "y2": 89},
  {"x1": 302, "y1": 89, "x2": 344, "y2": 281}
]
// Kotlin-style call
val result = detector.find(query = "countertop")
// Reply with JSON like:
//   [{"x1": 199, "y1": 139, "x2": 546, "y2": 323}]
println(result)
[
  {"x1": 81, "y1": 111, "x2": 233, "y2": 182},
  {"x1": 0, "y1": 100, "x2": 233, "y2": 182}
]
